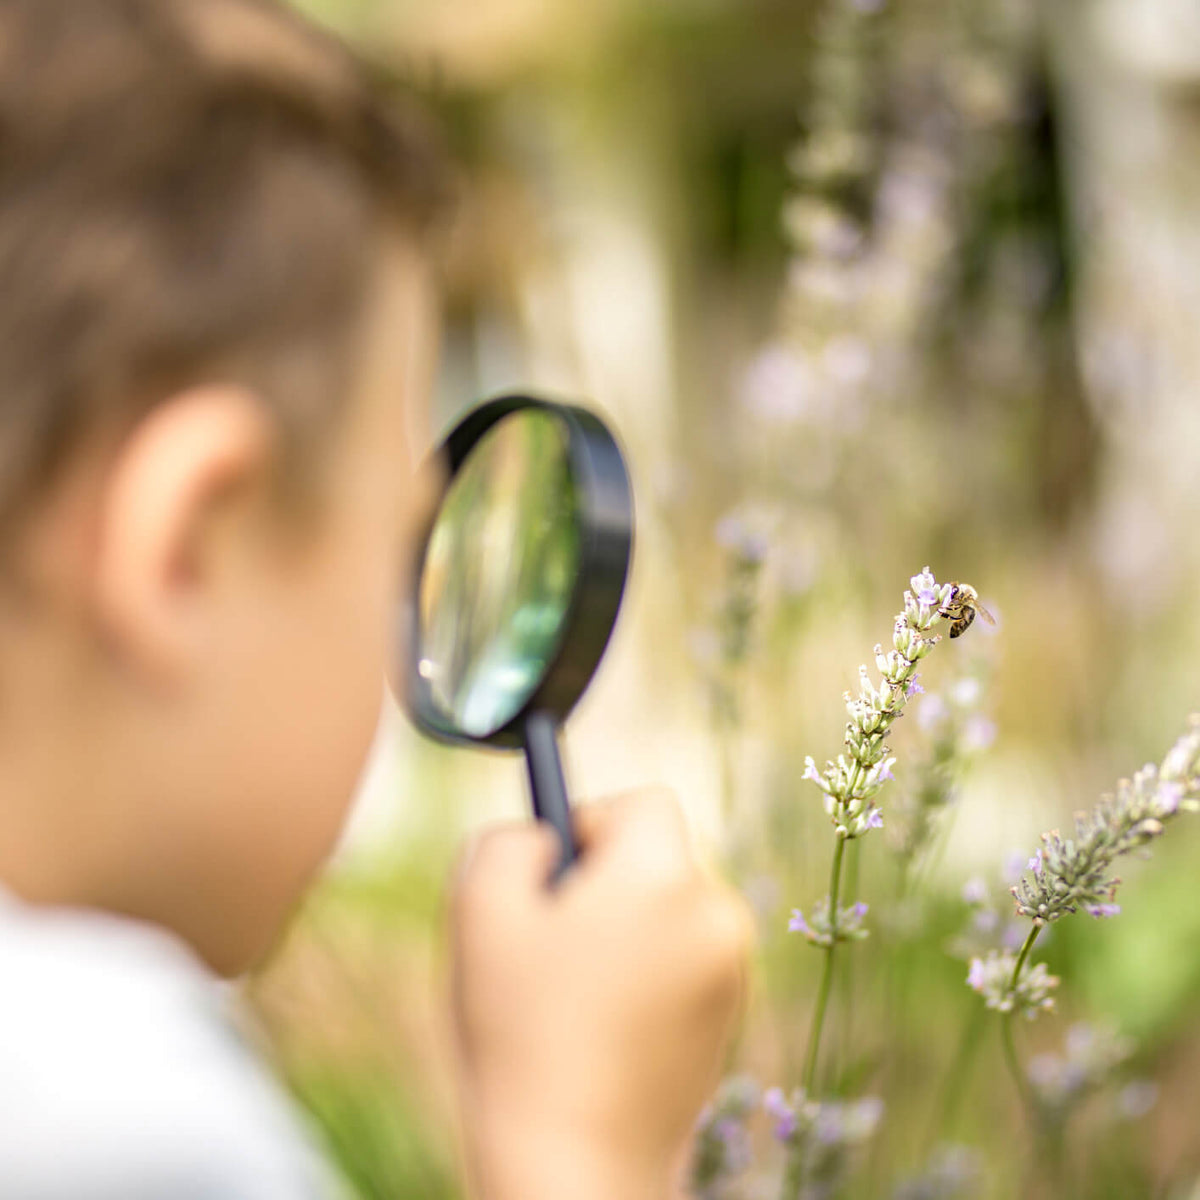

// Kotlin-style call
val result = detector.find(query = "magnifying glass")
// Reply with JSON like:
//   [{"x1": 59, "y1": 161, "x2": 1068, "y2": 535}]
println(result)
[{"x1": 403, "y1": 394, "x2": 634, "y2": 879}]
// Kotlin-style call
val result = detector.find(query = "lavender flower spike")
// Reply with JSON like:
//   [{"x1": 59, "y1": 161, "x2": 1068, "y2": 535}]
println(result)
[
  {"x1": 787, "y1": 897, "x2": 871, "y2": 946},
  {"x1": 1011, "y1": 716, "x2": 1200, "y2": 925},
  {"x1": 966, "y1": 950, "x2": 1058, "y2": 1019},
  {"x1": 765, "y1": 1086, "x2": 884, "y2": 1194},
  {"x1": 763, "y1": 1087, "x2": 798, "y2": 1141},
  {"x1": 688, "y1": 1076, "x2": 760, "y2": 1195},
  {"x1": 801, "y1": 567, "x2": 980, "y2": 840}
]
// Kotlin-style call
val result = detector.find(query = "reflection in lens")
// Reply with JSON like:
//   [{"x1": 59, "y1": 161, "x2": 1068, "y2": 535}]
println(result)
[{"x1": 417, "y1": 410, "x2": 579, "y2": 738}]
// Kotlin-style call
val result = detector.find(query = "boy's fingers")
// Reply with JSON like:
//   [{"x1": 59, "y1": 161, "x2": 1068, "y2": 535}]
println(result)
[
  {"x1": 572, "y1": 789, "x2": 693, "y2": 879},
  {"x1": 573, "y1": 788, "x2": 678, "y2": 847},
  {"x1": 453, "y1": 822, "x2": 560, "y2": 915},
  {"x1": 453, "y1": 791, "x2": 698, "y2": 921}
]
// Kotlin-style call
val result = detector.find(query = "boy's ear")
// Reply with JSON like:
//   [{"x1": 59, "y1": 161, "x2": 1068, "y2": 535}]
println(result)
[{"x1": 91, "y1": 385, "x2": 275, "y2": 685}]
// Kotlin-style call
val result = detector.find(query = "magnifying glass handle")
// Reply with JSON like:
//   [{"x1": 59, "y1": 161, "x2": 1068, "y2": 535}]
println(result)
[{"x1": 523, "y1": 710, "x2": 577, "y2": 882}]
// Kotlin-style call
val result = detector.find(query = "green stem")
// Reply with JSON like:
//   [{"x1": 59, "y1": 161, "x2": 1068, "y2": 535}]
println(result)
[
  {"x1": 1010, "y1": 925, "x2": 1041, "y2": 992},
  {"x1": 843, "y1": 832, "x2": 861, "y2": 899},
  {"x1": 837, "y1": 838, "x2": 862, "y2": 1077},
  {"x1": 803, "y1": 835, "x2": 847, "y2": 1093},
  {"x1": 1000, "y1": 1014, "x2": 1035, "y2": 1116},
  {"x1": 999, "y1": 926, "x2": 1043, "y2": 1119},
  {"x1": 1003, "y1": 925, "x2": 1074, "y2": 1194}
]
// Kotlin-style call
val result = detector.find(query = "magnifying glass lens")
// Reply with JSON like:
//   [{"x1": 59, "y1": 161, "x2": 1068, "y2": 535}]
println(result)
[{"x1": 416, "y1": 410, "x2": 580, "y2": 738}]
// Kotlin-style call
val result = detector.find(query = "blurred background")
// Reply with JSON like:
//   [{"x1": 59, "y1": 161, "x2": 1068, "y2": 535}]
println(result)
[{"x1": 246, "y1": 1, "x2": 1200, "y2": 1196}]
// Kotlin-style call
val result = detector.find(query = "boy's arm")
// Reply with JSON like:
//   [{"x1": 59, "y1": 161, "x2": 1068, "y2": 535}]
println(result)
[{"x1": 450, "y1": 791, "x2": 753, "y2": 1200}]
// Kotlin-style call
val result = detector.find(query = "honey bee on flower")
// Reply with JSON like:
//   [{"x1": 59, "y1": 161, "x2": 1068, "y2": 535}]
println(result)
[{"x1": 938, "y1": 582, "x2": 996, "y2": 639}]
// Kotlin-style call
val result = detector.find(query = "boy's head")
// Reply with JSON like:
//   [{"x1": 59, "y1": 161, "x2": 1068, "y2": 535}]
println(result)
[{"x1": 0, "y1": 0, "x2": 452, "y2": 974}]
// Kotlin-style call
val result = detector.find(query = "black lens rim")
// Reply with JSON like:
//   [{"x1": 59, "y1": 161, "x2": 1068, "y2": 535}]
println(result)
[{"x1": 402, "y1": 393, "x2": 634, "y2": 750}]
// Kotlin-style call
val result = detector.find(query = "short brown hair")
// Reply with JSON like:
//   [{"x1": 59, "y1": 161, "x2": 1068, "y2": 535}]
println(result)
[{"x1": 0, "y1": 0, "x2": 451, "y2": 551}]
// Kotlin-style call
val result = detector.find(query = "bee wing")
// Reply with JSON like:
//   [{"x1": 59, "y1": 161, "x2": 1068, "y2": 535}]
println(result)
[{"x1": 975, "y1": 601, "x2": 997, "y2": 626}]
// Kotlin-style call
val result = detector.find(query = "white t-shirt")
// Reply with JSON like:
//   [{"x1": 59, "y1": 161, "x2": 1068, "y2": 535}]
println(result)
[{"x1": 0, "y1": 885, "x2": 349, "y2": 1200}]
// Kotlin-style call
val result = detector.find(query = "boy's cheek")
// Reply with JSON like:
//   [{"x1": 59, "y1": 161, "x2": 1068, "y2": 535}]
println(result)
[
  {"x1": 216, "y1": 553, "x2": 390, "y2": 960},
  {"x1": 215, "y1": 683, "x2": 381, "y2": 973},
  {"x1": 284, "y1": 590, "x2": 388, "y2": 849}
]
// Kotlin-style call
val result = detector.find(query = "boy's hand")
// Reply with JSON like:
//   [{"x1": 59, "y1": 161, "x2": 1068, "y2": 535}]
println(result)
[{"x1": 450, "y1": 790, "x2": 753, "y2": 1200}]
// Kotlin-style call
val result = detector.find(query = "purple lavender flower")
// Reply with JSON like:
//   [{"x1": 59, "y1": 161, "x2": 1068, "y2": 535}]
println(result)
[
  {"x1": 905, "y1": 675, "x2": 925, "y2": 698},
  {"x1": 715, "y1": 513, "x2": 770, "y2": 564},
  {"x1": 961, "y1": 876, "x2": 988, "y2": 905},
  {"x1": 1117, "y1": 1081, "x2": 1159, "y2": 1120},
  {"x1": 1003, "y1": 850, "x2": 1028, "y2": 884},
  {"x1": 689, "y1": 1075, "x2": 761, "y2": 1192},
  {"x1": 1027, "y1": 1054, "x2": 1061, "y2": 1092},
  {"x1": 851, "y1": 1096, "x2": 885, "y2": 1135},
  {"x1": 962, "y1": 715, "x2": 997, "y2": 752},
  {"x1": 763, "y1": 1087, "x2": 797, "y2": 1141},
  {"x1": 812, "y1": 1096, "x2": 884, "y2": 1146},
  {"x1": 918, "y1": 694, "x2": 948, "y2": 731},
  {"x1": 865, "y1": 808, "x2": 884, "y2": 830},
  {"x1": 1085, "y1": 903, "x2": 1121, "y2": 919},
  {"x1": 766, "y1": 1093, "x2": 883, "y2": 1192},
  {"x1": 823, "y1": 335, "x2": 872, "y2": 385},
  {"x1": 714, "y1": 1118, "x2": 752, "y2": 1173},
  {"x1": 813, "y1": 1105, "x2": 846, "y2": 1146},
  {"x1": 739, "y1": 344, "x2": 813, "y2": 424},
  {"x1": 1001, "y1": 922, "x2": 1027, "y2": 951},
  {"x1": 909, "y1": 567, "x2": 938, "y2": 599},
  {"x1": 1026, "y1": 1023, "x2": 1134, "y2": 1115},
  {"x1": 802, "y1": 759, "x2": 823, "y2": 784},
  {"x1": 973, "y1": 909, "x2": 999, "y2": 934},
  {"x1": 967, "y1": 950, "x2": 1059, "y2": 1017},
  {"x1": 1157, "y1": 780, "x2": 1184, "y2": 815},
  {"x1": 1028, "y1": 849, "x2": 1043, "y2": 878},
  {"x1": 772, "y1": 1110, "x2": 797, "y2": 1142},
  {"x1": 1065, "y1": 1023, "x2": 1096, "y2": 1059},
  {"x1": 789, "y1": 898, "x2": 871, "y2": 947}
]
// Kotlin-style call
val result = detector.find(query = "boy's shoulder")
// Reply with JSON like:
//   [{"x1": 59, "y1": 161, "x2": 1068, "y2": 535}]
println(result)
[{"x1": 0, "y1": 888, "x2": 344, "y2": 1200}]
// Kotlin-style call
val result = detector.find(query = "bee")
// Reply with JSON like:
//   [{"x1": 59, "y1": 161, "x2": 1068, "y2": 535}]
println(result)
[{"x1": 938, "y1": 583, "x2": 996, "y2": 639}]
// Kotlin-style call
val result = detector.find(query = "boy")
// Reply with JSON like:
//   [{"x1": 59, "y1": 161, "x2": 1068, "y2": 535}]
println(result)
[{"x1": 0, "y1": 2, "x2": 753, "y2": 1198}]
